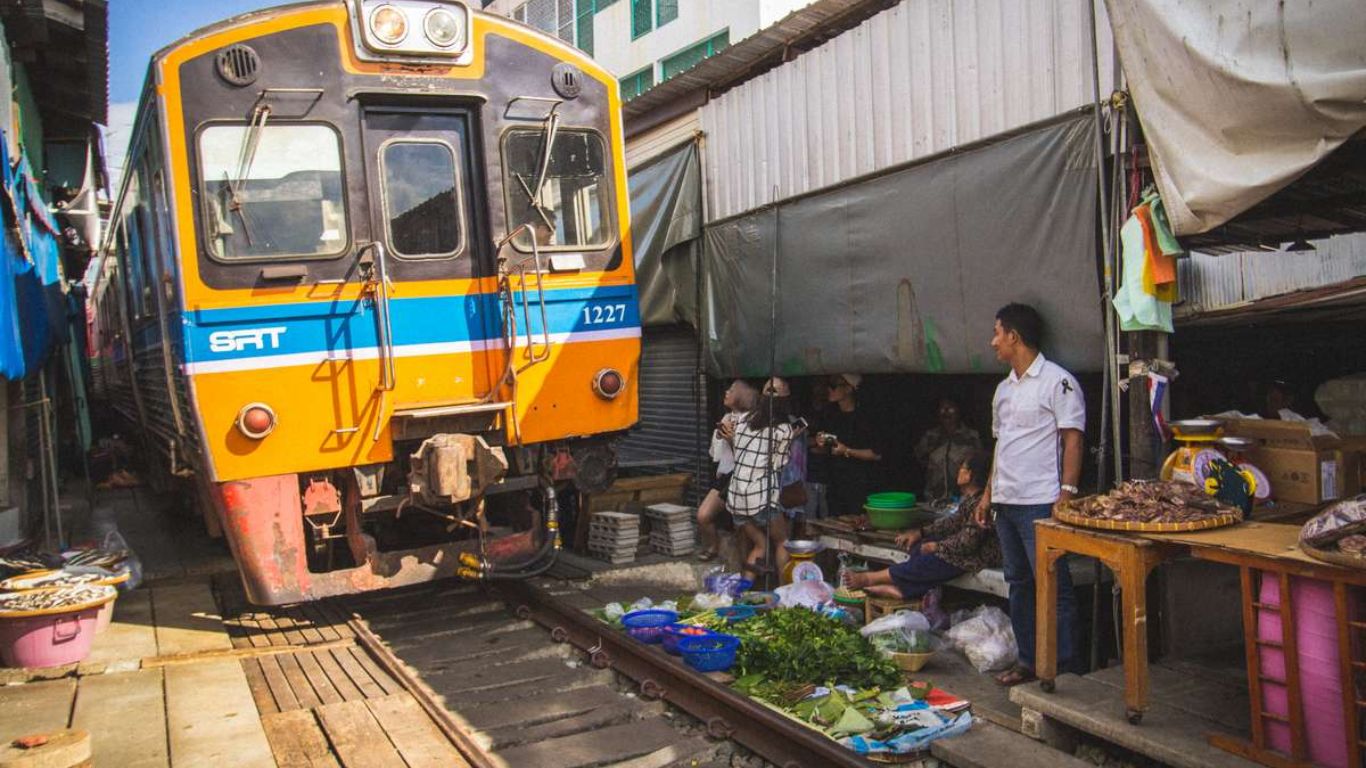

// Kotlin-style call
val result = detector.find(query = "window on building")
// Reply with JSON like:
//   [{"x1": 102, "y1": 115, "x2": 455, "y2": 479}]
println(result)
[
  {"x1": 576, "y1": 0, "x2": 595, "y2": 56},
  {"x1": 619, "y1": 66, "x2": 654, "y2": 100},
  {"x1": 657, "y1": 0, "x2": 677, "y2": 26},
  {"x1": 514, "y1": 0, "x2": 594, "y2": 51},
  {"x1": 631, "y1": 0, "x2": 676, "y2": 38},
  {"x1": 661, "y1": 29, "x2": 730, "y2": 81}
]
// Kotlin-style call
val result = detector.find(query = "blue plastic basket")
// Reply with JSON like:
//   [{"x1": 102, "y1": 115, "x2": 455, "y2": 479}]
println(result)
[
  {"x1": 678, "y1": 633, "x2": 740, "y2": 673},
  {"x1": 661, "y1": 623, "x2": 713, "y2": 655},
  {"x1": 713, "y1": 605, "x2": 757, "y2": 623},
  {"x1": 621, "y1": 609, "x2": 679, "y2": 644}
]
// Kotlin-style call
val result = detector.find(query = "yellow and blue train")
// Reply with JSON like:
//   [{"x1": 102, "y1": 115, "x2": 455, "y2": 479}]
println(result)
[{"x1": 87, "y1": 0, "x2": 640, "y2": 604}]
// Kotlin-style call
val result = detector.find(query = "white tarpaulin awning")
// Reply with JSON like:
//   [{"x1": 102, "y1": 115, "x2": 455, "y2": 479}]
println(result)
[{"x1": 1105, "y1": 0, "x2": 1366, "y2": 236}]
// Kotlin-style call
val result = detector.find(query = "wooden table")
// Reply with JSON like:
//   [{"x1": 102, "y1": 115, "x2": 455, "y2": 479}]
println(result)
[{"x1": 1034, "y1": 518, "x2": 1366, "y2": 768}]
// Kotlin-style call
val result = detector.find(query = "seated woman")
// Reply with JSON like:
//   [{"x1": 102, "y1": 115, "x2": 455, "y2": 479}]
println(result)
[{"x1": 843, "y1": 451, "x2": 999, "y2": 599}]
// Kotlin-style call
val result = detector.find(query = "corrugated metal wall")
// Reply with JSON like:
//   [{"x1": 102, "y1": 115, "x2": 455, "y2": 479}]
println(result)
[
  {"x1": 626, "y1": 112, "x2": 702, "y2": 170},
  {"x1": 1176, "y1": 233, "x2": 1366, "y2": 318},
  {"x1": 700, "y1": 0, "x2": 1114, "y2": 222}
]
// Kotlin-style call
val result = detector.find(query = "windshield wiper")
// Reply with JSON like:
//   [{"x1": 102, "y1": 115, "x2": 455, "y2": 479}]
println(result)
[{"x1": 221, "y1": 104, "x2": 272, "y2": 246}]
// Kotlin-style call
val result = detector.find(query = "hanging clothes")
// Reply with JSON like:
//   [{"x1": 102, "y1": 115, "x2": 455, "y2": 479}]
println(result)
[{"x1": 1113, "y1": 211, "x2": 1174, "y2": 333}]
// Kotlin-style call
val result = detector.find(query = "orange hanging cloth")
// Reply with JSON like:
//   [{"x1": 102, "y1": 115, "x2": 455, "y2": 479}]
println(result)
[{"x1": 1135, "y1": 203, "x2": 1178, "y2": 301}]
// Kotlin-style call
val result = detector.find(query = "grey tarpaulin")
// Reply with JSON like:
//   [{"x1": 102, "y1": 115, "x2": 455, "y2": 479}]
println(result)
[
  {"x1": 702, "y1": 115, "x2": 1102, "y2": 377},
  {"x1": 629, "y1": 140, "x2": 702, "y2": 327},
  {"x1": 1104, "y1": 0, "x2": 1366, "y2": 236}
]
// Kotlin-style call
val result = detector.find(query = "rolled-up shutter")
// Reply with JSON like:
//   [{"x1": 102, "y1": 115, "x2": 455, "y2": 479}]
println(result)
[{"x1": 616, "y1": 326, "x2": 707, "y2": 500}]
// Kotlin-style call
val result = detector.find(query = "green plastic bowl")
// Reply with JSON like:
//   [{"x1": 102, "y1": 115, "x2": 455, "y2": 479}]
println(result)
[
  {"x1": 864, "y1": 505, "x2": 937, "y2": 530},
  {"x1": 865, "y1": 492, "x2": 917, "y2": 509}
]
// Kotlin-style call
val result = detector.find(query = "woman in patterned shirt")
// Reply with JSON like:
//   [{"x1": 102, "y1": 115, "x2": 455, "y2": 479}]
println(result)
[
  {"x1": 726, "y1": 378, "x2": 799, "y2": 579},
  {"x1": 843, "y1": 451, "x2": 1000, "y2": 599}
]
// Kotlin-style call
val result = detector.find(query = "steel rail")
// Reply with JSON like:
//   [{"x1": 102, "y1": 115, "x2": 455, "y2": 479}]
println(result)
[
  {"x1": 498, "y1": 581, "x2": 874, "y2": 768},
  {"x1": 347, "y1": 612, "x2": 501, "y2": 768}
]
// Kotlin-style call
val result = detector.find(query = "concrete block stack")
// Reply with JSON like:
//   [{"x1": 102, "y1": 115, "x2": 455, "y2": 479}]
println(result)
[
  {"x1": 587, "y1": 511, "x2": 639, "y2": 564},
  {"x1": 645, "y1": 503, "x2": 696, "y2": 557}
]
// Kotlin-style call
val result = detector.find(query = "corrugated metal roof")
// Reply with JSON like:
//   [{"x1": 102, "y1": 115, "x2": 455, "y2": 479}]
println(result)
[
  {"x1": 622, "y1": 0, "x2": 897, "y2": 120},
  {"x1": 1176, "y1": 233, "x2": 1366, "y2": 321},
  {"x1": 698, "y1": 0, "x2": 1115, "y2": 222}
]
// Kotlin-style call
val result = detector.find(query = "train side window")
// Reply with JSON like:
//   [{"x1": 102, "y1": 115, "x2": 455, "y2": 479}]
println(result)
[
  {"x1": 197, "y1": 123, "x2": 348, "y2": 261},
  {"x1": 502, "y1": 129, "x2": 612, "y2": 252},
  {"x1": 380, "y1": 140, "x2": 464, "y2": 259}
]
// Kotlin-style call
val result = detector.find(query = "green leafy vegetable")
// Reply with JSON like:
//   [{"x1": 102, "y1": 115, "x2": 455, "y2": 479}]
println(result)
[{"x1": 728, "y1": 607, "x2": 902, "y2": 690}]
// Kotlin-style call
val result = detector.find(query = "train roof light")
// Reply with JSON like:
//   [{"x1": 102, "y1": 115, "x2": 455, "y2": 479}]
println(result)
[
  {"x1": 369, "y1": 5, "x2": 408, "y2": 45},
  {"x1": 352, "y1": 1, "x2": 470, "y2": 60},
  {"x1": 424, "y1": 7, "x2": 463, "y2": 48}
]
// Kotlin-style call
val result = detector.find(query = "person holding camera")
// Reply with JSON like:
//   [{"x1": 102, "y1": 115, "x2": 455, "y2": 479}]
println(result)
[
  {"x1": 696, "y1": 379, "x2": 758, "y2": 562},
  {"x1": 811, "y1": 373, "x2": 883, "y2": 517}
]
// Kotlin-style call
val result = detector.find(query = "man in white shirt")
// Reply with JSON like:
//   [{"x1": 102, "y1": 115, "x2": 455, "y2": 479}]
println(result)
[{"x1": 975, "y1": 303, "x2": 1084, "y2": 686}]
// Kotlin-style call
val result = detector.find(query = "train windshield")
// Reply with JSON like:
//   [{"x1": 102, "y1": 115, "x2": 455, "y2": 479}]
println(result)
[
  {"x1": 381, "y1": 140, "x2": 463, "y2": 258},
  {"x1": 503, "y1": 129, "x2": 611, "y2": 252},
  {"x1": 198, "y1": 123, "x2": 348, "y2": 260}
]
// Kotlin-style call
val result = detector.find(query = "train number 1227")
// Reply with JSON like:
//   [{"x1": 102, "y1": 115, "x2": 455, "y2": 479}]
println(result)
[{"x1": 581, "y1": 304, "x2": 628, "y2": 325}]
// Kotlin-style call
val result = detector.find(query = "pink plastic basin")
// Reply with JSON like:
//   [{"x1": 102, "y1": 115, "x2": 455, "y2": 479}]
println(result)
[
  {"x1": 95, "y1": 595, "x2": 117, "y2": 634},
  {"x1": 0, "y1": 605, "x2": 101, "y2": 668}
]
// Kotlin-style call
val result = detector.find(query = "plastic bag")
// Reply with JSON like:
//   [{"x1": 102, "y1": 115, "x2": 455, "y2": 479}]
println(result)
[
  {"x1": 102, "y1": 531, "x2": 142, "y2": 591},
  {"x1": 944, "y1": 606, "x2": 1016, "y2": 672},
  {"x1": 775, "y1": 579, "x2": 834, "y2": 609},
  {"x1": 860, "y1": 610, "x2": 931, "y2": 637},
  {"x1": 862, "y1": 610, "x2": 938, "y2": 655},
  {"x1": 690, "y1": 591, "x2": 734, "y2": 610}
]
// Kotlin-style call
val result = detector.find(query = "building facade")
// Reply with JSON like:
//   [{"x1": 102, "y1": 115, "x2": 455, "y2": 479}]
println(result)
[{"x1": 483, "y1": 0, "x2": 816, "y2": 100}]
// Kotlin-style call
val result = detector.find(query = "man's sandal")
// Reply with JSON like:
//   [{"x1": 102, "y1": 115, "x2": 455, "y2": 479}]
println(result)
[{"x1": 994, "y1": 665, "x2": 1037, "y2": 687}]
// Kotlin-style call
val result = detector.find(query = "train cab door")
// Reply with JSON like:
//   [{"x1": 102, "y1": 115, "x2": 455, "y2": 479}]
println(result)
[{"x1": 358, "y1": 105, "x2": 497, "y2": 413}]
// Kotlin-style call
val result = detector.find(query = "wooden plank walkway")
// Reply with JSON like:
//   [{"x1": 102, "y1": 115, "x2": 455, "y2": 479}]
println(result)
[{"x1": 71, "y1": 668, "x2": 170, "y2": 768}]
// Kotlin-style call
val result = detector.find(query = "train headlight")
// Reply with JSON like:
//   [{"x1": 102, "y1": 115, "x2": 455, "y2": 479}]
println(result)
[
  {"x1": 424, "y1": 7, "x2": 463, "y2": 48},
  {"x1": 369, "y1": 5, "x2": 408, "y2": 45},
  {"x1": 592, "y1": 369, "x2": 625, "y2": 400},
  {"x1": 236, "y1": 403, "x2": 277, "y2": 440}
]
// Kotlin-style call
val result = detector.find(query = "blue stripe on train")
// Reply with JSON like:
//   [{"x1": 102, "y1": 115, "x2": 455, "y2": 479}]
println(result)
[{"x1": 181, "y1": 284, "x2": 640, "y2": 364}]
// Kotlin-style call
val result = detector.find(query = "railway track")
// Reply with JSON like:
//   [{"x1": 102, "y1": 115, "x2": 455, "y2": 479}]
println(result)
[{"x1": 331, "y1": 576, "x2": 878, "y2": 768}]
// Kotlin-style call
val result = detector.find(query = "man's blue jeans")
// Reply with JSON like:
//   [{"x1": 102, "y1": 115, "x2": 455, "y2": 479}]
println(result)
[{"x1": 994, "y1": 503, "x2": 1077, "y2": 671}]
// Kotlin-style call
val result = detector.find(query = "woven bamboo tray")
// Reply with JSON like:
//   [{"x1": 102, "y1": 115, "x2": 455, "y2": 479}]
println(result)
[
  {"x1": 1300, "y1": 542, "x2": 1366, "y2": 570},
  {"x1": 1053, "y1": 503, "x2": 1241, "y2": 533}
]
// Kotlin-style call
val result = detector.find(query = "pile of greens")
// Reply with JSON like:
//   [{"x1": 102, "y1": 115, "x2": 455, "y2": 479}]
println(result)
[{"x1": 728, "y1": 608, "x2": 901, "y2": 690}]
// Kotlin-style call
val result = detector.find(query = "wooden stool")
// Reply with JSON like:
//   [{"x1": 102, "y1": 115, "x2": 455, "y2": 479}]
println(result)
[{"x1": 864, "y1": 595, "x2": 923, "y2": 625}]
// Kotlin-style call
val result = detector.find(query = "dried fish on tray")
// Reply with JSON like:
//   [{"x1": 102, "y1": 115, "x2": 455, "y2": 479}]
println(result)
[
  {"x1": 1299, "y1": 495, "x2": 1366, "y2": 568},
  {"x1": 0, "y1": 584, "x2": 117, "y2": 616},
  {"x1": 62, "y1": 547, "x2": 128, "y2": 570},
  {"x1": 1056, "y1": 480, "x2": 1243, "y2": 532},
  {"x1": 0, "y1": 566, "x2": 129, "y2": 592},
  {"x1": 0, "y1": 548, "x2": 64, "y2": 578}
]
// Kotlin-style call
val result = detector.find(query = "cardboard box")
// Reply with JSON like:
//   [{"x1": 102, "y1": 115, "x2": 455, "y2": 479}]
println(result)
[{"x1": 1222, "y1": 419, "x2": 1344, "y2": 505}]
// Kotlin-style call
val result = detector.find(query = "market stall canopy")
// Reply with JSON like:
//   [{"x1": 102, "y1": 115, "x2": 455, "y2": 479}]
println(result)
[
  {"x1": 702, "y1": 115, "x2": 1102, "y2": 377},
  {"x1": 629, "y1": 141, "x2": 702, "y2": 328},
  {"x1": 1105, "y1": 0, "x2": 1366, "y2": 238}
]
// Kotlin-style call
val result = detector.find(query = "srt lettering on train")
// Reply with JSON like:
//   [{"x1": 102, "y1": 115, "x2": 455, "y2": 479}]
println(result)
[{"x1": 208, "y1": 327, "x2": 287, "y2": 354}]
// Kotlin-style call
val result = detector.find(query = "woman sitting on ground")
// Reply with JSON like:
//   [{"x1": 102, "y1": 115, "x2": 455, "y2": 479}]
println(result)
[{"x1": 843, "y1": 451, "x2": 1000, "y2": 599}]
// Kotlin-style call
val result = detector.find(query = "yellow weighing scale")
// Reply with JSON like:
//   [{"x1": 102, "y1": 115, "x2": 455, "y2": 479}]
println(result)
[
  {"x1": 1160, "y1": 419, "x2": 1224, "y2": 485},
  {"x1": 782, "y1": 540, "x2": 825, "y2": 585},
  {"x1": 1160, "y1": 420, "x2": 1267, "y2": 502}
]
